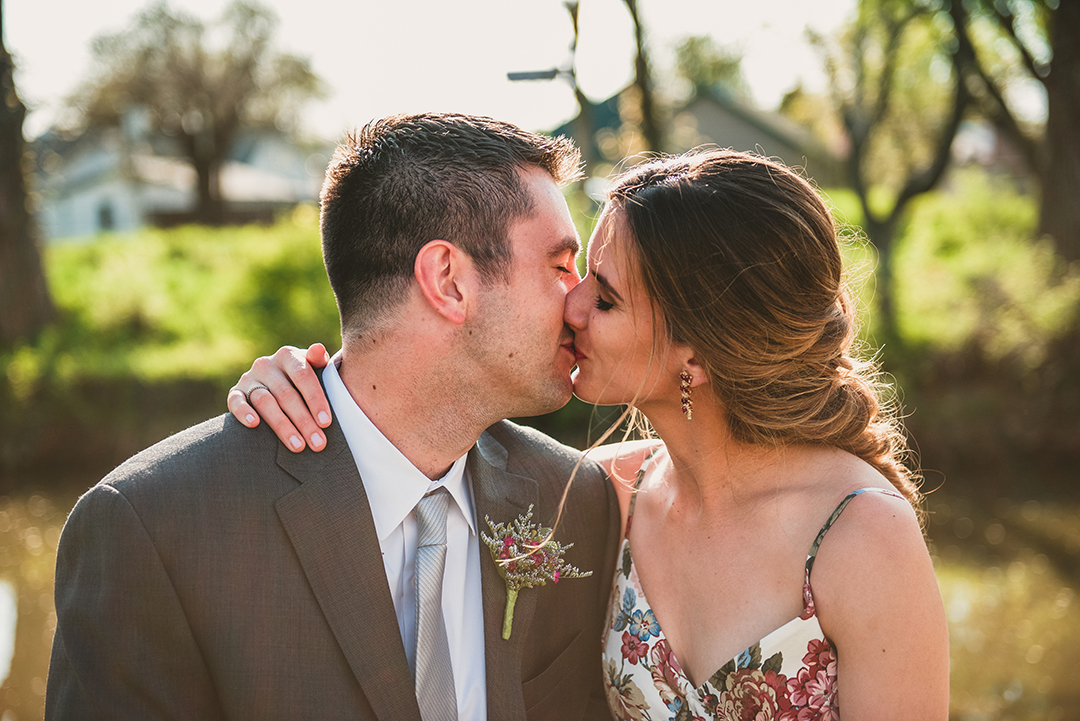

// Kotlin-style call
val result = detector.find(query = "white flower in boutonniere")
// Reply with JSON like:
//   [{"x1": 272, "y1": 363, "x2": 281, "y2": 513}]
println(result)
[{"x1": 480, "y1": 505, "x2": 592, "y2": 639}]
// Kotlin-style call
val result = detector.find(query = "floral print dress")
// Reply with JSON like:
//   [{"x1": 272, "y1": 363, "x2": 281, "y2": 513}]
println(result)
[{"x1": 601, "y1": 452, "x2": 904, "y2": 721}]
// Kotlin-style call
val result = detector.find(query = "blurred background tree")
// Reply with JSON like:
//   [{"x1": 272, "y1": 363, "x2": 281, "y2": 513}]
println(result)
[
  {"x1": 563, "y1": 1, "x2": 598, "y2": 172},
  {"x1": 621, "y1": 0, "x2": 663, "y2": 152},
  {"x1": 674, "y1": 34, "x2": 747, "y2": 100},
  {"x1": 800, "y1": 0, "x2": 1079, "y2": 350},
  {"x1": 809, "y1": 0, "x2": 970, "y2": 350},
  {"x1": 68, "y1": 0, "x2": 323, "y2": 225},
  {"x1": 783, "y1": 0, "x2": 1080, "y2": 497},
  {"x1": 0, "y1": 0, "x2": 53, "y2": 348},
  {"x1": 951, "y1": 0, "x2": 1079, "y2": 261}
]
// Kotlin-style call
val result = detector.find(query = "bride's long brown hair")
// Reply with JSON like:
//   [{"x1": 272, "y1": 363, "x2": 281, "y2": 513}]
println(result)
[
  {"x1": 541, "y1": 149, "x2": 922, "y2": 549},
  {"x1": 603, "y1": 149, "x2": 922, "y2": 514}
]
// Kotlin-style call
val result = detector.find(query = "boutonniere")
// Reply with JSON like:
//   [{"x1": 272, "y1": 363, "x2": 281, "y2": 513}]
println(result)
[{"x1": 481, "y1": 505, "x2": 592, "y2": 639}]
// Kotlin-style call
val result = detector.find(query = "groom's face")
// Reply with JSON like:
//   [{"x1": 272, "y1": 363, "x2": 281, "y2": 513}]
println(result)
[{"x1": 470, "y1": 167, "x2": 582, "y2": 418}]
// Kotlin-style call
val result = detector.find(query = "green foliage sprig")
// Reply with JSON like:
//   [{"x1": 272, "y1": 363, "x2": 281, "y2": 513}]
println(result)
[{"x1": 480, "y1": 505, "x2": 591, "y2": 639}]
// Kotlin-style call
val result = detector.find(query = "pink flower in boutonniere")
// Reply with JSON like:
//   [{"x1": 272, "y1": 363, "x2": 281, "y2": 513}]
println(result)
[{"x1": 480, "y1": 505, "x2": 591, "y2": 639}]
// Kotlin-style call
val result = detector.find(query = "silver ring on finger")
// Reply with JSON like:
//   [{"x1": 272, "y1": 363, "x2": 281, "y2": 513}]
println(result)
[{"x1": 244, "y1": 384, "x2": 270, "y2": 404}]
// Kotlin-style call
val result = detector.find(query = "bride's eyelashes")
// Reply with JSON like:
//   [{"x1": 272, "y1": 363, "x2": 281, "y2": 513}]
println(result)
[{"x1": 595, "y1": 295, "x2": 614, "y2": 311}]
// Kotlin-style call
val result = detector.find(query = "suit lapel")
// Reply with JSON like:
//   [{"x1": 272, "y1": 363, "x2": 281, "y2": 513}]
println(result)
[
  {"x1": 275, "y1": 421, "x2": 421, "y2": 721},
  {"x1": 469, "y1": 431, "x2": 539, "y2": 721}
]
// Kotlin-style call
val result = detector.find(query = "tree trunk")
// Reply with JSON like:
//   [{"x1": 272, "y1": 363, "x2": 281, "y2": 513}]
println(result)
[
  {"x1": 1039, "y1": 0, "x2": 1080, "y2": 261},
  {"x1": 192, "y1": 158, "x2": 223, "y2": 225},
  {"x1": 0, "y1": 2, "x2": 54, "y2": 347},
  {"x1": 563, "y1": 1, "x2": 597, "y2": 173},
  {"x1": 572, "y1": 89, "x2": 598, "y2": 172},
  {"x1": 863, "y1": 216, "x2": 902, "y2": 356},
  {"x1": 185, "y1": 129, "x2": 224, "y2": 225},
  {"x1": 622, "y1": 0, "x2": 662, "y2": 152}
]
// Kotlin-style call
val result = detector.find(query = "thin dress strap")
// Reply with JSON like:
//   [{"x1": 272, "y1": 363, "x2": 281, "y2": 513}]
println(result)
[
  {"x1": 624, "y1": 446, "x2": 661, "y2": 539},
  {"x1": 796, "y1": 487, "x2": 906, "y2": 620},
  {"x1": 805, "y1": 487, "x2": 906, "y2": 578}
]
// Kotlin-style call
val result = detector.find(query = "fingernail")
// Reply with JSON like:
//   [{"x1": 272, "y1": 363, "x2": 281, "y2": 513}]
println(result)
[
  {"x1": 311, "y1": 433, "x2": 324, "y2": 448},
  {"x1": 245, "y1": 414, "x2": 256, "y2": 425},
  {"x1": 290, "y1": 435, "x2": 303, "y2": 450},
  {"x1": 318, "y1": 412, "x2": 329, "y2": 425}
]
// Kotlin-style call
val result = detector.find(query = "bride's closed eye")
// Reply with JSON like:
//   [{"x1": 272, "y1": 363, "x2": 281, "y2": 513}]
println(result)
[{"x1": 595, "y1": 295, "x2": 614, "y2": 311}]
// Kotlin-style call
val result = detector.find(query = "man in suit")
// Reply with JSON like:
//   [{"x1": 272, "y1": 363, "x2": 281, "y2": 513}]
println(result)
[{"x1": 46, "y1": 113, "x2": 620, "y2": 720}]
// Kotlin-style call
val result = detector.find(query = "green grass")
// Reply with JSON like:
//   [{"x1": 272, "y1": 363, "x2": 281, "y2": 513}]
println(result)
[
  {"x1": 11, "y1": 172, "x2": 1073, "y2": 392},
  {"x1": 54, "y1": 205, "x2": 336, "y2": 379},
  {"x1": 0, "y1": 207, "x2": 341, "y2": 470},
  {"x1": 817, "y1": 173, "x2": 1080, "y2": 369},
  {"x1": 6, "y1": 206, "x2": 339, "y2": 398}
]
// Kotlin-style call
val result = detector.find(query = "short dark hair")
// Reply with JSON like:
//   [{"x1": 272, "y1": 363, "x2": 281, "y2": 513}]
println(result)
[{"x1": 319, "y1": 112, "x2": 582, "y2": 337}]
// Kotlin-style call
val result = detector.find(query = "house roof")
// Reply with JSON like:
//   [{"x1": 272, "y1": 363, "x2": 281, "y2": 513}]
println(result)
[
  {"x1": 680, "y1": 86, "x2": 833, "y2": 161},
  {"x1": 32, "y1": 126, "x2": 320, "y2": 204},
  {"x1": 545, "y1": 84, "x2": 844, "y2": 185}
]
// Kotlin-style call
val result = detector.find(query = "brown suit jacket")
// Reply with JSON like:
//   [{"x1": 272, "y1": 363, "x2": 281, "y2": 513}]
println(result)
[{"x1": 46, "y1": 414, "x2": 620, "y2": 720}]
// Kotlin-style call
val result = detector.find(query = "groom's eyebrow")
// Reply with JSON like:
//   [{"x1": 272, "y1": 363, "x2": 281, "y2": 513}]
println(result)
[{"x1": 548, "y1": 236, "x2": 581, "y2": 260}]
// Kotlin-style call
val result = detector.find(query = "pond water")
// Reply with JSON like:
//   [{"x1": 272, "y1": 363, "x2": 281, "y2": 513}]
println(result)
[
  {"x1": 0, "y1": 490, "x2": 73, "y2": 720},
  {"x1": 0, "y1": 488, "x2": 1077, "y2": 720}
]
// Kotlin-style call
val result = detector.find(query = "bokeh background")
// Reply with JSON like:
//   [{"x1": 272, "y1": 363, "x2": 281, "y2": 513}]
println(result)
[{"x1": 2, "y1": 0, "x2": 1079, "y2": 719}]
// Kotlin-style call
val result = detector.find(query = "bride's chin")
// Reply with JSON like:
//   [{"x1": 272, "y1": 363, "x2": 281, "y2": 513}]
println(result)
[
  {"x1": 570, "y1": 369, "x2": 599, "y2": 404},
  {"x1": 570, "y1": 383, "x2": 597, "y2": 404}
]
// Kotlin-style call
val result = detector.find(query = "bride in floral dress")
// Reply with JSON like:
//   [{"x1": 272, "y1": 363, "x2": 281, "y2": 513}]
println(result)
[
  {"x1": 559, "y1": 151, "x2": 947, "y2": 720},
  {"x1": 231, "y1": 150, "x2": 949, "y2": 720}
]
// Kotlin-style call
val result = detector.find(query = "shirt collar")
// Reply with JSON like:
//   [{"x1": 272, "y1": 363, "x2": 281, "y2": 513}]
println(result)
[{"x1": 322, "y1": 352, "x2": 475, "y2": 542}]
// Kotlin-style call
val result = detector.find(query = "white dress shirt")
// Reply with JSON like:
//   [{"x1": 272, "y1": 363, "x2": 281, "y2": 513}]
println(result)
[{"x1": 323, "y1": 355, "x2": 487, "y2": 720}]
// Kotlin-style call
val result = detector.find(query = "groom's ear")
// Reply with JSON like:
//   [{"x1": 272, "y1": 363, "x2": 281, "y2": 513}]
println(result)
[{"x1": 414, "y1": 240, "x2": 473, "y2": 325}]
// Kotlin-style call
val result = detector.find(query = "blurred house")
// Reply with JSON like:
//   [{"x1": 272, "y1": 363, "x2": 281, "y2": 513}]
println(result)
[
  {"x1": 31, "y1": 109, "x2": 330, "y2": 241},
  {"x1": 553, "y1": 86, "x2": 845, "y2": 188},
  {"x1": 669, "y1": 87, "x2": 846, "y2": 187}
]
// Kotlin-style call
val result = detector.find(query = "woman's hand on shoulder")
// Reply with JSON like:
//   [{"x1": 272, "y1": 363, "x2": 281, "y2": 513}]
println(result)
[
  {"x1": 227, "y1": 343, "x2": 333, "y2": 453},
  {"x1": 812, "y1": 490, "x2": 950, "y2": 719}
]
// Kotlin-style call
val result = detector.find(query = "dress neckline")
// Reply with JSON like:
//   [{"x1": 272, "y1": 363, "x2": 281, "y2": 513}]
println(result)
[
  {"x1": 620, "y1": 531, "x2": 819, "y2": 691},
  {"x1": 620, "y1": 449, "x2": 904, "y2": 691}
]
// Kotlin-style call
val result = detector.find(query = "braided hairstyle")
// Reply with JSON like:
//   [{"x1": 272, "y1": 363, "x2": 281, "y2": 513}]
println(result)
[{"x1": 608, "y1": 150, "x2": 921, "y2": 510}]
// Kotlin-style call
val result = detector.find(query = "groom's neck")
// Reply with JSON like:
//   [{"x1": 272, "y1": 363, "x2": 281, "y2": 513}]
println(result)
[{"x1": 337, "y1": 339, "x2": 491, "y2": 481}]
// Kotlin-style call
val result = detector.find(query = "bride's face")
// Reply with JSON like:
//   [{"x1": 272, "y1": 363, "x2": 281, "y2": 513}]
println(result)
[{"x1": 564, "y1": 207, "x2": 683, "y2": 408}]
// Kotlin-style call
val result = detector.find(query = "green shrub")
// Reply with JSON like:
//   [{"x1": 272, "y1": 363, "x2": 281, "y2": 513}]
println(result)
[
  {"x1": 816, "y1": 175, "x2": 1080, "y2": 370},
  {"x1": 26, "y1": 207, "x2": 337, "y2": 384},
  {"x1": 1, "y1": 209, "x2": 340, "y2": 474},
  {"x1": 895, "y1": 170, "x2": 1080, "y2": 369}
]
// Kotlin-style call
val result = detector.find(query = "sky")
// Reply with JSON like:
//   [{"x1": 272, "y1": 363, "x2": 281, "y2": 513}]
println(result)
[{"x1": 6, "y1": 0, "x2": 857, "y2": 142}]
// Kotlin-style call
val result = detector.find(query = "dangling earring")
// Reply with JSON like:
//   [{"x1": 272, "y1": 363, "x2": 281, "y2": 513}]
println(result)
[{"x1": 679, "y1": 371, "x2": 693, "y2": 420}]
